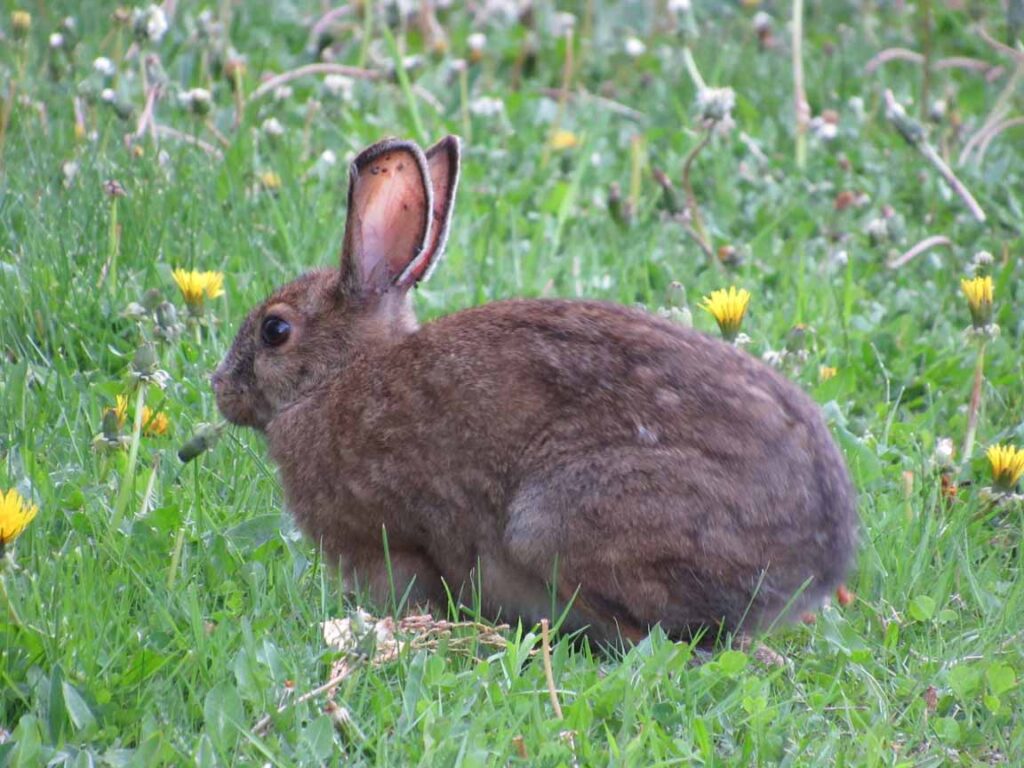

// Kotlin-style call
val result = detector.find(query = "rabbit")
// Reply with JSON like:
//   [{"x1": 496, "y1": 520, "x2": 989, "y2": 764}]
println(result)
[{"x1": 212, "y1": 134, "x2": 858, "y2": 645}]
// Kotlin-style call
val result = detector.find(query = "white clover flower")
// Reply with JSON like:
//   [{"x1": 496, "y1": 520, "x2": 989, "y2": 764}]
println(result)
[
  {"x1": 467, "y1": 32, "x2": 487, "y2": 52},
  {"x1": 261, "y1": 117, "x2": 284, "y2": 137},
  {"x1": 323, "y1": 74, "x2": 354, "y2": 99},
  {"x1": 667, "y1": 0, "x2": 691, "y2": 11},
  {"x1": 319, "y1": 149, "x2": 337, "y2": 166},
  {"x1": 696, "y1": 86, "x2": 736, "y2": 122},
  {"x1": 49, "y1": 33, "x2": 65, "y2": 49},
  {"x1": 624, "y1": 37, "x2": 646, "y2": 57},
  {"x1": 753, "y1": 11, "x2": 772, "y2": 32},
  {"x1": 971, "y1": 250, "x2": 994, "y2": 271},
  {"x1": 847, "y1": 96, "x2": 865, "y2": 122},
  {"x1": 100, "y1": 88, "x2": 116, "y2": 103},
  {"x1": 469, "y1": 96, "x2": 504, "y2": 117},
  {"x1": 809, "y1": 116, "x2": 838, "y2": 141},
  {"x1": 93, "y1": 57, "x2": 116, "y2": 77},
  {"x1": 133, "y1": 5, "x2": 168, "y2": 44},
  {"x1": 933, "y1": 437, "x2": 955, "y2": 468}
]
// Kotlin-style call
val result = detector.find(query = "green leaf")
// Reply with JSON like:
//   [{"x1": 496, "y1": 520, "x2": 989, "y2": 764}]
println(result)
[
  {"x1": 224, "y1": 514, "x2": 282, "y2": 551},
  {"x1": 933, "y1": 717, "x2": 961, "y2": 744},
  {"x1": 203, "y1": 682, "x2": 244, "y2": 755},
  {"x1": 47, "y1": 664, "x2": 67, "y2": 743},
  {"x1": 986, "y1": 662, "x2": 1016, "y2": 696},
  {"x1": 10, "y1": 715, "x2": 43, "y2": 768},
  {"x1": 948, "y1": 665, "x2": 982, "y2": 701},
  {"x1": 715, "y1": 650, "x2": 749, "y2": 676},
  {"x1": 908, "y1": 595, "x2": 936, "y2": 622},
  {"x1": 61, "y1": 681, "x2": 98, "y2": 733}
]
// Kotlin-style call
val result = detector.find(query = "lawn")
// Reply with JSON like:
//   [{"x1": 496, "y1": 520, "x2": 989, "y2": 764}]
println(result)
[{"x1": 1, "y1": 1, "x2": 1023, "y2": 764}]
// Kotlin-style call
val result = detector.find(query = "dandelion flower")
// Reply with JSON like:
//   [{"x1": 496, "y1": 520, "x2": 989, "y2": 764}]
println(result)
[
  {"x1": 986, "y1": 444, "x2": 1024, "y2": 493},
  {"x1": 819, "y1": 366, "x2": 838, "y2": 382},
  {"x1": 259, "y1": 171, "x2": 282, "y2": 191},
  {"x1": 142, "y1": 407, "x2": 169, "y2": 437},
  {"x1": 700, "y1": 286, "x2": 751, "y2": 342},
  {"x1": 1, "y1": 488, "x2": 38, "y2": 547},
  {"x1": 172, "y1": 268, "x2": 225, "y2": 312},
  {"x1": 960, "y1": 276, "x2": 993, "y2": 329},
  {"x1": 549, "y1": 130, "x2": 580, "y2": 151},
  {"x1": 112, "y1": 394, "x2": 129, "y2": 429}
]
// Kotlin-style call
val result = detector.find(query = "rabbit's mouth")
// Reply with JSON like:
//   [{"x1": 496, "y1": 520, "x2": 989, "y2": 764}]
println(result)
[{"x1": 211, "y1": 376, "x2": 273, "y2": 431}]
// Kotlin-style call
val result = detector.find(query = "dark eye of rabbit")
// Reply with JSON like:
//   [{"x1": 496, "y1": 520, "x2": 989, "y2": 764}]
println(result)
[{"x1": 260, "y1": 316, "x2": 291, "y2": 347}]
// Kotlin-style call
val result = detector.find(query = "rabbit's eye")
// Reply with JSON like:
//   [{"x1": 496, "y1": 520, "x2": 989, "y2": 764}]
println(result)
[{"x1": 261, "y1": 316, "x2": 291, "y2": 347}]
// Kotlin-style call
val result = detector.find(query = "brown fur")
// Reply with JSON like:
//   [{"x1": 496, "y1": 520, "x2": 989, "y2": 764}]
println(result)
[{"x1": 213, "y1": 136, "x2": 858, "y2": 644}]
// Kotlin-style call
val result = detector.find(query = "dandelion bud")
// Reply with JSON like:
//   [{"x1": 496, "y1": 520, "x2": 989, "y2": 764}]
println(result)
[
  {"x1": 11, "y1": 10, "x2": 31, "y2": 39},
  {"x1": 179, "y1": 87, "x2": 212, "y2": 117},
  {"x1": 960, "y1": 276, "x2": 993, "y2": 330},
  {"x1": 178, "y1": 422, "x2": 226, "y2": 463},
  {"x1": 132, "y1": 343, "x2": 158, "y2": 376},
  {"x1": 224, "y1": 55, "x2": 247, "y2": 88},
  {"x1": 101, "y1": 408, "x2": 122, "y2": 440},
  {"x1": 696, "y1": 87, "x2": 736, "y2": 123},
  {"x1": 104, "y1": 179, "x2": 127, "y2": 198}
]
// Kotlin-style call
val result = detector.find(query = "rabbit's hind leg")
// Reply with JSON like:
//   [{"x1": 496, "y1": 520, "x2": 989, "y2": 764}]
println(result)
[{"x1": 343, "y1": 548, "x2": 448, "y2": 614}]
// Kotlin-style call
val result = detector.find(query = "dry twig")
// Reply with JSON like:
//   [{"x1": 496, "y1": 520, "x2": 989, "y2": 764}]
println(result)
[{"x1": 887, "y1": 235, "x2": 952, "y2": 269}]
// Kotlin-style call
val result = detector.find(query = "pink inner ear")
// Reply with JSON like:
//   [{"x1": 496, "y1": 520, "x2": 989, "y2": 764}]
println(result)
[
  {"x1": 348, "y1": 149, "x2": 431, "y2": 289},
  {"x1": 400, "y1": 137, "x2": 460, "y2": 287}
]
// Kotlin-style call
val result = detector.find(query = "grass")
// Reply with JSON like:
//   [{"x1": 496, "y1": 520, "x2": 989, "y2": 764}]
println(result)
[{"x1": 1, "y1": 0, "x2": 1023, "y2": 764}]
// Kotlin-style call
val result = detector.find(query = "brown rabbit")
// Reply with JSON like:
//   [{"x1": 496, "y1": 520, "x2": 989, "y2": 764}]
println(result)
[{"x1": 213, "y1": 135, "x2": 858, "y2": 644}]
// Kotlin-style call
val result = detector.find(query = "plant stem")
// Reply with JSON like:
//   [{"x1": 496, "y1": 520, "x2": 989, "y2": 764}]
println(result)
[
  {"x1": 792, "y1": 0, "x2": 808, "y2": 170},
  {"x1": 961, "y1": 341, "x2": 986, "y2": 468},
  {"x1": 681, "y1": 129, "x2": 714, "y2": 259},
  {"x1": 458, "y1": 64, "x2": 471, "y2": 145},
  {"x1": 112, "y1": 384, "x2": 147, "y2": 530},
  {"x1": 919, "y1": 0, "x2": 933, "y2": 122},
  {"x1": 542, "y1": 27, "x2": 575, "y2": 169}
]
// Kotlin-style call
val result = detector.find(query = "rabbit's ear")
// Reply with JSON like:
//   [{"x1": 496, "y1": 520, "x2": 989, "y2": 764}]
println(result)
[
  {"x1": 395, "y1": 135, "x2": 461, "y2": 289},
  {"x1": 340, "y1": 138, "x2": 434, "y2": 296}
]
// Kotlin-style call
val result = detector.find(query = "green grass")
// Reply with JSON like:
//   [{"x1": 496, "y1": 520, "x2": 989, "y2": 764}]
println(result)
[{"x1": 2, "y1": 1, "x2": 1023, "y2": 764}]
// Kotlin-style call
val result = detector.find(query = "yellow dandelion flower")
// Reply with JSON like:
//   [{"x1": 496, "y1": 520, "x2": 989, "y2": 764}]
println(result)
[
  {"x1": 700, "y1": 286, "x2": 751, "y2": 341},
  {"x1": 11, "y1": 10, "x2": 32, "y2": 37},
  {"x1": 986, "y1": 444, "x2": 1024, "y2": 492},
  {"x1": 819, "y1": 366, "x2": 838, "y2": 382},
  {"x1": 259, "y1": 171, "x2": 282, "y2": 191},
  {"x1": 172, "y1": 268, "x2": 225, "y2": 310},
  {"x1": 960, "y1": 276, "x2": 993, "y2": 329},
  {"x1": 1, "y1": 488, "x2": 38, "y2": 546},
  {"x1": 142, "y1": 407, "x2": 169, "y2": 437},
  {"x1": 549, "y1": 130, "x2": 580, "y2": 151},
  {"x1": 110, "y1": 394, "x2": 129, "y2": 429}
]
